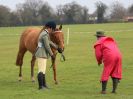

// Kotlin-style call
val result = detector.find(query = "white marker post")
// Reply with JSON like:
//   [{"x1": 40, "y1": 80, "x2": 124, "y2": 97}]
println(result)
[{"x1": 67, "y1": 28, "x2": 70, "y2": 45}]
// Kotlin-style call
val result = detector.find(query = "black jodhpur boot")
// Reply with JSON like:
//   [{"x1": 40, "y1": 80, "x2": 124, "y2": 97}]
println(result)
[
  {"x1": 37, "y1": 72, "x2": 44, "y2": 90},
  {"x1": 42, "y1": 74, "x2": 49, "y2": 89}
]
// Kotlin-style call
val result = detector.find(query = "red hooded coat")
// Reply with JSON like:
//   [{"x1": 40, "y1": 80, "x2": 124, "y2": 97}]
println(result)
[{"x1": 94, "y1": 37, "x2": 122, "y2": 81}]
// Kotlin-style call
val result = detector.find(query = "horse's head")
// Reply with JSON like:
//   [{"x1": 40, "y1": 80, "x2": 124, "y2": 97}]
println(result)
[{"x1": 50, "y1": 24, "x2": 65, "y2": 52}]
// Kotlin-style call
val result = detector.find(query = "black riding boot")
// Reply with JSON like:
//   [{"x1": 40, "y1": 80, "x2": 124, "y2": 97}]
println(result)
[
  {"x1": 37, "y1": 72, "x2": 44, "y2": 90},
  {"x1": 42, "y1": 74, "x2": 46, "y2": 87},
  {"x1": 112, "y1": 77, "x2": 119, "y2": 93},
  {"x1": 42, "y1": 74, "x2": 49, "y2": 89},
  {"x1": 101, "y1": 81, "x2": 107, "y2": 94}
]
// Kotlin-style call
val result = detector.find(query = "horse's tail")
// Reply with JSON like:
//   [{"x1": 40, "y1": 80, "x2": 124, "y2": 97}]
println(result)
[
  {"x1": 16, "y1": 43, "x2": 27, "y2": 66},
  {"x1": 16, "y1": 51, "x2": 23, "y2": 66}
]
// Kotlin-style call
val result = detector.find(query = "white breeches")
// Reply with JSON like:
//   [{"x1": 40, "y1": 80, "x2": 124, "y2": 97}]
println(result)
[{"x1": 37, "y1": 58, "x2": 47, "y2": 74}]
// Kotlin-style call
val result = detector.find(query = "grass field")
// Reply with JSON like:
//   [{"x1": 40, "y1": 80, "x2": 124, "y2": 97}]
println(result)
[{"x1": 0, "y1": 23, "x2": 133, "y2": 99}]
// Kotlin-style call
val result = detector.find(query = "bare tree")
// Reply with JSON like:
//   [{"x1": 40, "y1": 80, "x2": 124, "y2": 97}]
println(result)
[
  {"x1": 0, "y1": 5, "x2": 11, "y2": 26},
  {"x1": 127, "y1": 4, "x2": 133, "y2": 16},
  {"x1": 110, "y1": 1, "x2": 126, "y2": 21},
  {"x1": 16, "y1": 0, "x2": 44, "y2": 25},
  {"x1": 9, "y1": 12, "x2": 22, "y2": 26},
  {"x1": 56, "y1": 1, "x2": 89, "y2": 24},
  {"x1": 56, "y1": 5, "x2": 65, "y2": 23},
  {"x1": 62, "y1": 2, "x2": 77, "y2": 23},
  {"x1": 1, "y1": 0, "x2": 132, "y2": 26},
  {"x1": 39, "y1": 2, "x2": 55, "y2": 24},
  {"x1": 81, "y1": 7, "x2": 89, "y2": 23},
  {"x1": 95, "y1": 1, "x2": 107, "y2": 23}
]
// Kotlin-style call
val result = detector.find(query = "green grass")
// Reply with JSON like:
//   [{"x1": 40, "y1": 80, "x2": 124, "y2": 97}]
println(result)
[{"x1": 0, "y1": 23, "x2": 133, "y2": 99}]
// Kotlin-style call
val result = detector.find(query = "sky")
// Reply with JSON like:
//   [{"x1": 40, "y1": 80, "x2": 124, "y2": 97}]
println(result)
[{"x1": 0, "y1": 0, "x2": 132, "y2": 13}]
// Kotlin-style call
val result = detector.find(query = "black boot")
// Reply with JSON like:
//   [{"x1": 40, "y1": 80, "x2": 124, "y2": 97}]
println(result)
[
  {"x1": 112, "y1": 77, "x2": 119, "y2": 93},
  {"x1": 37, "y1": 72, "x2": 45, "y2": 90},
  {"x1": 43, "y1": 74, "x2": 49, "y2": 89},
  {"x1": 101, "y1": 81, "x2": 107, "y2": 94}
]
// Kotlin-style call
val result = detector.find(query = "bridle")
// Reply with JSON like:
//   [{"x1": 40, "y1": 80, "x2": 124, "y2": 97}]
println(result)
[{"x1": 52, "y1": 30, "x2": 66, "y2": 62}]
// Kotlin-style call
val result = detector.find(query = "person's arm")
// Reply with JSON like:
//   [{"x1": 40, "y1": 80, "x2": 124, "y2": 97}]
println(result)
[
  {"x1": 49, "y1": 41, "x2": 58, "y2": 49},
  {"x1": 42, "y1": 35, "x2": 53, "y2": 56},
  {"x1": 49, "y1": 41, "x2": 63, "y2": 53},
  {"x1": 95, "y1": 44, "x2": 103, "y2": 65}
]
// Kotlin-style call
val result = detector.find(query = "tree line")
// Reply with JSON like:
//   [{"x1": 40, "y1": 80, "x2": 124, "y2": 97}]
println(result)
[{"x1": 0, "y1": 0, "x2": 133, "y2": 27}]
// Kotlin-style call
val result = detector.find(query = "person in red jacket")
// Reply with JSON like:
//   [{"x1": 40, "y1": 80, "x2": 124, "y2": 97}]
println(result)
[{"x1": 94, "y1": 31, "x2": 122, "y2": 94}]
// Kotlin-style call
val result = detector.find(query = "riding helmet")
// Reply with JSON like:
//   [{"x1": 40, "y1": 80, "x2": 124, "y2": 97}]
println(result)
[{"x1": 45, "y1": 21, "x2": 56, "y2": 30}]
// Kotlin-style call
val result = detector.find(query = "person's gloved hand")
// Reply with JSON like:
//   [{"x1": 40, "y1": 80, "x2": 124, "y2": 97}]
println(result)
[
  {"x1": 57, "y1": 47, "x2": 63, "y2": 53},
  {"x1": 98, "y1": 62, "x2": 102, "y2": 66}
]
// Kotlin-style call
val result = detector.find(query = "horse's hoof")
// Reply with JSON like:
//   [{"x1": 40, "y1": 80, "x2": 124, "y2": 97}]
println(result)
[
  {"x1": 55, "y1": 81, "x2": 58, "y2": 85},
  {"x1": 32, "y1": 80, "x2": 35, "y2": 82},
  {"x1": 18, "y1": 77, "x2": 22, "y2": 81},
  {"x1": 31, "y1": 77, "x2": 35, "y2": 82}
]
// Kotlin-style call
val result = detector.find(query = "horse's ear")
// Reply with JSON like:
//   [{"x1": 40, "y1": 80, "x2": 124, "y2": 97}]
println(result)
[{"x1": 59, "y1": 24, "x2": 62, "y2": 30}]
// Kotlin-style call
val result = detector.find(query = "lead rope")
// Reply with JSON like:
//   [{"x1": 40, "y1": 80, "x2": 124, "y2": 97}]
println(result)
[
  {"x1": 50, "y1": 52, "x2": 65, "y2": 68},
  {"x1": 60, "y1": 52, "x2": 66, "y2": 62}
]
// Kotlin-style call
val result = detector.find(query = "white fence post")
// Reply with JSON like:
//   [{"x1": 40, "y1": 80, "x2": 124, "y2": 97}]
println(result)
[{"x1": 67, "y1": 28, "x2": 70, "y2": 45}]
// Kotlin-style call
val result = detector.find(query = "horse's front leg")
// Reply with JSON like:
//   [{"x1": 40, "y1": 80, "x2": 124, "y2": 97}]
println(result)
[
  {"x1": 53, "y1": 63, "x2": 58, "y2": 84},
  {"x1": 52, "y1": 55, "x2": 58, "y2": 84},
  {"x1": 31, "y1": 56, "x2": 36, "y2": 82},
  {"x1": 18, "y1": 66, "x2": 22, "y2": 81}
]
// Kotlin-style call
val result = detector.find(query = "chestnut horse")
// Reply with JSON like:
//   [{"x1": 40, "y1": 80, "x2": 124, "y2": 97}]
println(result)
[{"x1": 16, "y1": 25, "x2": 64, "y2": 84}]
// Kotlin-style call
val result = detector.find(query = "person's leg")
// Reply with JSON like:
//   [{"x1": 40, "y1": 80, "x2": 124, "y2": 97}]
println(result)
[
  {"x1": 111, "y1": 56, "x2": 122, "y2": 93},
  {"x1": 101, "y1": 81, "x2": 107, "y2": 94},
  {"x1": 37, "y1": 58, "x2": 47, "y2": 90},
  {"x1": 42, "y1": 74, "x2": 49, "y2": 88},
  {"x1": 100, "y1": 64, "x2": 110, "y2": 94},
  {"x1": 40, "y1": 59, "x2": 49, "y2": 88},
  {"x1": 111, "y1": 77, "x2": 119, "y2": 93},
  {"x1": 37, "y1": 72, "x2": 44, "y2": 89}
]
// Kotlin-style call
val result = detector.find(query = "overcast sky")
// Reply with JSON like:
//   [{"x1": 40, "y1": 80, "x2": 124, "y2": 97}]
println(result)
[{"x1": 0, "y1": 0, "x2": 132, "y2": 13}]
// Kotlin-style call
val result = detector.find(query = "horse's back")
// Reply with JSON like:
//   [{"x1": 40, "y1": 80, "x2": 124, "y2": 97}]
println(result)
[{"x1": 20, "y1": 27, "x2": 41, "y2": 53}]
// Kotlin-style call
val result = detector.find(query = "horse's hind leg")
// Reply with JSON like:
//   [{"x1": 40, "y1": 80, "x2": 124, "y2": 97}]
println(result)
[
  {"x1": 19, "y1": 66, "x2": 22, "y2": 81},
  {"x1": 31, "y1": 56, "x2": 36, "y2": 82},
  {"x1": 17, "y1": 48, "x2": 27, "y2": 81}
]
